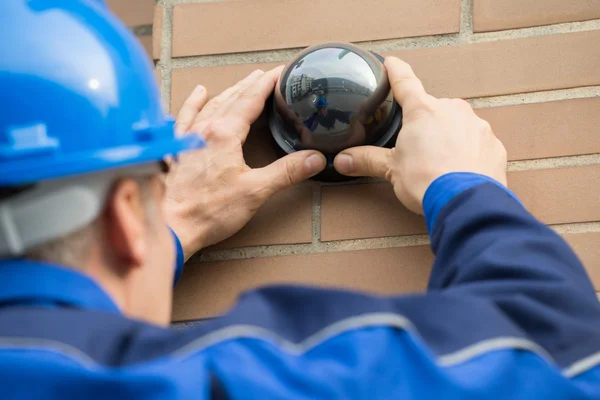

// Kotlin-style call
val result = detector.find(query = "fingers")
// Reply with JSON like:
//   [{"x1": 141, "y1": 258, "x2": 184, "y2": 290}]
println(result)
[
  {"x1": 188, "y1": 66, "x2": 283, "y2": 144},
  {"x1": 246, "y1": 150, "x2": 326, "y2": 198},
  {"x1": 175, "y1": 85, "x2": 207, "y2": 136},
  {"x1": 334, "y1": 146, "x2": 391, "y2": 179},
  {"x1": 192, "y1": 69, "x2": 265, "y2": 130},
  {"x1": 384, "y1": 57, "x2": 432, "y2": 112},
  {"x1": 225, "y1": 66, "x2": 284, "y2": 134},
  {"x1": 200, "y1": 116, "x2": 247, "y2": 143}
]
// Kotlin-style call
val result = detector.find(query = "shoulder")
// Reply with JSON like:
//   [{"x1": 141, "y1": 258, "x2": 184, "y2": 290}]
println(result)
[{"x1": 1, "y1": 286, "x2": 599, "y2": 399}]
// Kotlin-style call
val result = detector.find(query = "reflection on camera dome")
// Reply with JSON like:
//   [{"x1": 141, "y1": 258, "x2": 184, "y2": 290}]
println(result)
[{"x1": 274, "y1": 45, "x2": 394, "y2": 154}]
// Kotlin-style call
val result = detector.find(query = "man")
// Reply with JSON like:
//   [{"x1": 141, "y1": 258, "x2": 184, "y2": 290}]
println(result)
[
  {"x1": 303, "y1": 96, "x2": 352, "y2": 132},
  {"x1": 1, "y1": 1, "x2": 599, "y2": 399}
]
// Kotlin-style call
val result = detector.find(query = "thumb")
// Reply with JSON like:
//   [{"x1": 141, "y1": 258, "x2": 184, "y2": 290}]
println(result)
[
  {"x1": 248, "y1": 151, "x2": 326, "y2": 198},
  {"x1": 334, "y1": 146, "x2": 391, "y2": 179}
]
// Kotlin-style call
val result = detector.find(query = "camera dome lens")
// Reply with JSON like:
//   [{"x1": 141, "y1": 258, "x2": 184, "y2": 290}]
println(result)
[{"x1": 268, "y1": 42, "x2": 402, "y2": 181}]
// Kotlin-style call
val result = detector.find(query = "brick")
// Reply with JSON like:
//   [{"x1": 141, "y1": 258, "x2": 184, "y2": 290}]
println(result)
[
  {"x1": 209, "y1": 183, "x2": 314, "y2": 250},
  {"x1": 172, "y1": 246, "x2": 434, "y2": 321},
  {"x1": 156, "y1": 69, "x2": 166, "y2": 111},
  {"x1": 106, "y1": 0, "x2": 155, "y2": 27},
  {"x1": 170, "y1": 30, "x2": 600, "y2": 114},
  {"x1": 321, "y1": 165, "x2": 600, "y2": 242},
  {"x1": 509, "y1": 165, "x2": 600, "y2": 225},
  {"x1": 387, "y1": 30, "x2": 600, "y2": 99},
  {"x1": 474, "y1": 0, "x2": 600, "y2": 32},
  {"x1": 171, "y1": 0, "x2": 460, "y2": 57},
  {"x1": 152, "y1": 5, "x2": 164, "y2": 60},
  {"x1": 564, "y1": 232, "x2": 600, "y2": 290},
  {"x1": 173, "y1": 232, "x2": 600, "y2": 321},
  {"x1": 477, "y1": 97, "x2": 600, "y2": 161},
  {"x1": 171, "y1": 63, "x2": 281, "y2": 116},
  {"x1": 321, "y1": 183, "x2": 427, "y2": 242}
]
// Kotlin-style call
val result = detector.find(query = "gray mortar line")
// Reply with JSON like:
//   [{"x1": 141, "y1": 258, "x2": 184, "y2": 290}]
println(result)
[
  {"x1": 167, "y1": 19, "x2": 600, "y2": 69},
  {"x1": 552, "y1": 222, "x2": 600, "y2": 235},
  {"x1": 170, "y1": 49, "x2": 303, "y2": 69},
  {"x1": 318, "y1": 154, "x2": 600, "y2": 188},
  {"x1": 359, "y1": 34, "x2": 462, "y2": 53},
  {"x1": 311, "y1": 183, "x2": 321, "y2": 244},
  {"x1": 192, "y1": 235, "x2": 432, "y2": 263},
  {"x1": 315, "y1": 154, "x2": 600, "y2": 188},
  {"x1": 193, "y1": 219, "x2": 600, "y2": 263},
  {"x1": 470, "y1": 19, "x2": 600, "y2": 43},
  {"x1": 508, "y1": 154, "x2": 600, "y2": 172},
  {"x1": 157, "y1": 1, "x2": 174, "y2": 113},
  {"x1": 469, "y1": 86, "x2": 600, "y2": 108},
  {"x1": 171, "y1": 0, "x2": 224, "y2": 3},
  {"x1": 459, "y1": 0, "x2": 474, "y2": 37},
  {"x1": 168, "y1": 34, "x2": 461, "y2": 69}
]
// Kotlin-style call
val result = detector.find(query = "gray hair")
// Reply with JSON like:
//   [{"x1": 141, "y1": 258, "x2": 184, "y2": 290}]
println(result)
[
  {"x1": 25, "y1": 176, "x2": 155, "y2": 269},
  {"x1": 25, "y1": 218, "x2": 100, "y2": 269},
  {"x1": 0, "y1": 163, "x2": 161, "y2": 267}
]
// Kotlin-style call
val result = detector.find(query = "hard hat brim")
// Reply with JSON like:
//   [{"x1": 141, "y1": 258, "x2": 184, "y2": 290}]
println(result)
[{"x1": 0, "y1": 124, "x2": 205, "y2": 186}]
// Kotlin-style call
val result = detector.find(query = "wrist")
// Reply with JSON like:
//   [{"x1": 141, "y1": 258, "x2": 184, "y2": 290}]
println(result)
[{"x1": 166, "y1": 214, "x2": 207, "y2": 262}]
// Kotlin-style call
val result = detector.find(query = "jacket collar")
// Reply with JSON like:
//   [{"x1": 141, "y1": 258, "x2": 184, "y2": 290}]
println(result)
[{"x1": 0, "y1": 259, "x2": 121, "y2": 313}]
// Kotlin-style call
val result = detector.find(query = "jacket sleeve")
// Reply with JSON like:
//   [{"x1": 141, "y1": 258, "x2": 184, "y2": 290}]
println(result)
[
  {"x1": 424, "y1": 172, "x2": 600, "y2": 368},
  {"x1": 164, "y1": 172, "x2": 600, "y2": 398},
  {"x1": 169, "y1": 227, "x2": 185, "y2": 287}
]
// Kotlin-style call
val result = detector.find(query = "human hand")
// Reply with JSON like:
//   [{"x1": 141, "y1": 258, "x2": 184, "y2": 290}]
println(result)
[
  {"x1": 333, "y1": 57, "x2": 507, "y2": 215},
  {"x1": 164, "y1": 68, "x2": 327, "y2": 260}
]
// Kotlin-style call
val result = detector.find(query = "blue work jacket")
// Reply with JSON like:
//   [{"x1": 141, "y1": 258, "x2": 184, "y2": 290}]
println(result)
[{"x1": 1, "y1": 173, "x2": 599, "y2": 399}]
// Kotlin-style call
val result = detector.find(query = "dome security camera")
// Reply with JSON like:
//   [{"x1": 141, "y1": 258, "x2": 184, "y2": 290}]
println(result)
[{"x1": 268, "y1": 42, "x2": 403, "y2": 182}]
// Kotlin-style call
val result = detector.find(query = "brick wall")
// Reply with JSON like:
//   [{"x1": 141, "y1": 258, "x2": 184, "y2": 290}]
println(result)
[
  {"x1": 106, "y1": 0, "x2": 156, "y2": 59},
  {"x1": 149, "y1": 0, "x2": 600, "y2": 322}
]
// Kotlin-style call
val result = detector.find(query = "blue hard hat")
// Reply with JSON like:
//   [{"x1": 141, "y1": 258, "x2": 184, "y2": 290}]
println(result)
[
  {"x1": 316, "y1": 96, "x2": 329, "y2": 108},
  {"x1": 0, "y1": 0, "x2": 203, "y2": 187}
]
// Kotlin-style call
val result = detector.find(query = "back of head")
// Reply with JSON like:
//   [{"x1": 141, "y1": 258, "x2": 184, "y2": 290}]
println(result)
[{"x1": 0, "y1": 0, "x2": 203, "y2": 259}]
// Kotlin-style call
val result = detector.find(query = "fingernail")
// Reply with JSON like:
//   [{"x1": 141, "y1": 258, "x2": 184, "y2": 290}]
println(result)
[
  {"x1": 336, "y1": 154, "x2": 355, "y2": 173},
  {"x1": 305, "y1": 154, "x2": 325, "y2": 174},
  {"x1": 194, "y1": 85, "x2": 205, "y2": 93}
]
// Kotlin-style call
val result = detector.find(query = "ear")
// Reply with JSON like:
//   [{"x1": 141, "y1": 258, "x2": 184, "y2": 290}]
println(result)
[{"x1": 104, "y1": 179, "x2": 148, "y2": 270}]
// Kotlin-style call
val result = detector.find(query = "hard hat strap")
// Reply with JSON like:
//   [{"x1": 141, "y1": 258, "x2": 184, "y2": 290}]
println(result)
[{"x1": 0, "y1": 163, "x2": 161, "y2": 258}]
